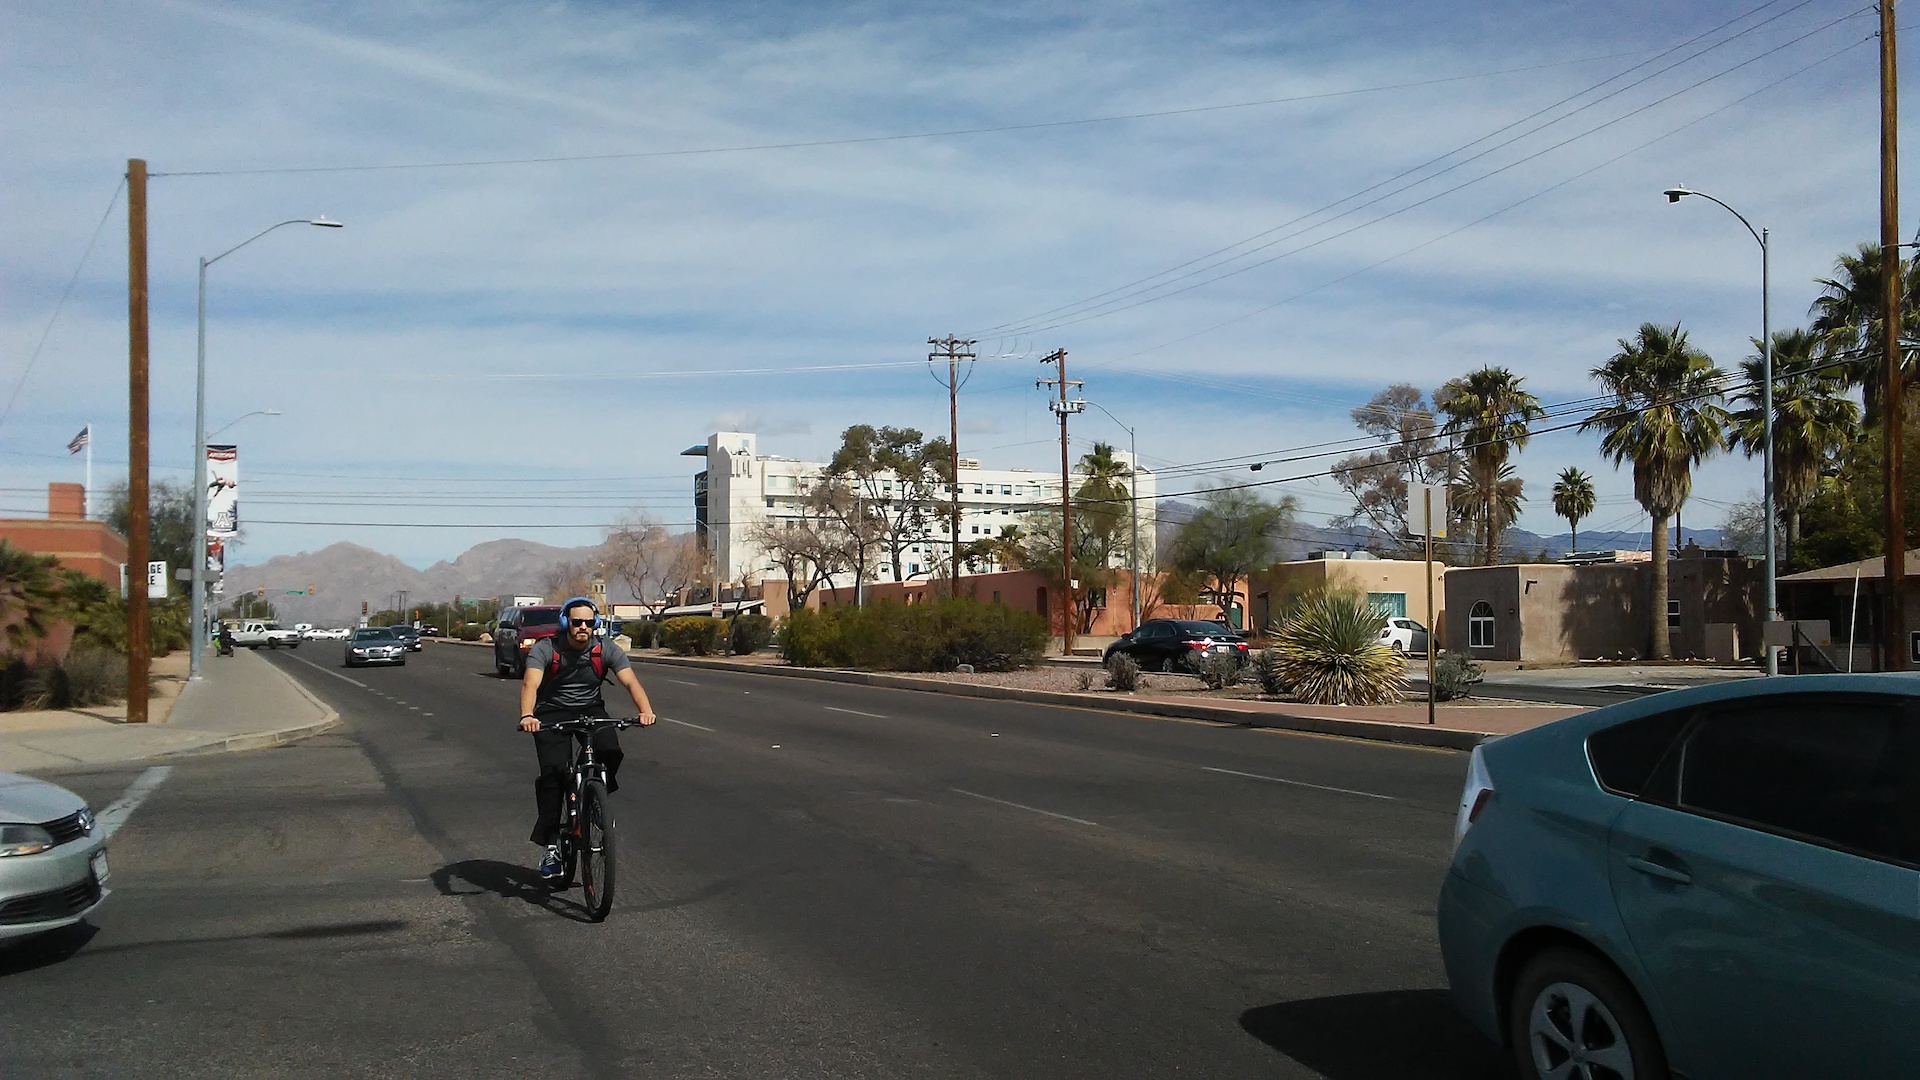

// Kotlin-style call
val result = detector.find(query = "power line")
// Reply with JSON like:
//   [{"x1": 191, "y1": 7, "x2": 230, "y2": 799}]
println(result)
[
  {"x1": 1, "y1": 178, "x2": 125, "y2": 429},
  {"x1": 984, "y1": 2, "x2": 1860, "y2": 339}
]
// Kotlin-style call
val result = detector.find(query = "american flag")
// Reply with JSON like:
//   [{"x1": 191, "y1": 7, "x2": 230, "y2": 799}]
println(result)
[{"x1": 66, "y1": 425, "x2": 90, "y2": 455}]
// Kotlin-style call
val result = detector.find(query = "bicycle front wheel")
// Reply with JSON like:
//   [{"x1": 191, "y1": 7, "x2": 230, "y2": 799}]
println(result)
[{"x1": 579, "y1": 780, "x2": 616, "y2": 922}]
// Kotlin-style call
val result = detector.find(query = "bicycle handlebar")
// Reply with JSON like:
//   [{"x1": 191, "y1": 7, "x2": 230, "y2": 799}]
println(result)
[{"x1": 518, "y1": 716, "x2": 642, "y2": 733}]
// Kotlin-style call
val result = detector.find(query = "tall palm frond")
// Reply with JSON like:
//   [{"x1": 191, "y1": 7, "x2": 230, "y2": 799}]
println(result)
[
  {"x1": 1729, "y1": 328, "x2": 1860, "y2": 558},
  {"x1": 1436, "y1": 366, "x2": 1543, "y2": 564},
  {"x1": 1552, "y1": 467, "x2": 1597, "y2": 553}
]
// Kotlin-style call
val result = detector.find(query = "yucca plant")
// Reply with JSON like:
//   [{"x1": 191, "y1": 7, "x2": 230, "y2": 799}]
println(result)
[
  {"x1": 1247, "y1": 648, "x2": 1287, "y2": 697},
  {"x1": 1271, "y1": 590, "x2": 1407, "y2": 705}
]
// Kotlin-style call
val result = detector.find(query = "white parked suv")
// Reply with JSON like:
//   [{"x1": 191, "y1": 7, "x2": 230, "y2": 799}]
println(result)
[{"x1": 1378, "y1": 617, "x2": 1431, "y2": 654}]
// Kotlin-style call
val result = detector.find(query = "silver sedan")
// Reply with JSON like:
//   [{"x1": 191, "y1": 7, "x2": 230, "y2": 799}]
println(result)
[{"x1": 0, "y1": 771, "x2": 108, "y2": 943}]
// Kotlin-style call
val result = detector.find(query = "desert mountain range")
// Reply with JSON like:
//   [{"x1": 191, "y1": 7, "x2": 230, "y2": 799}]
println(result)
[{"x1": 223, "y1": 539, "x2": 612, "y2": 627}]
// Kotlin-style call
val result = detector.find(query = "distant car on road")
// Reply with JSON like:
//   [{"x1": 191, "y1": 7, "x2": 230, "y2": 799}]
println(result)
[
  {"x1": 228, "y1": 620, "x2": 300, "y2": 649},
  {"x1": 1439, "y1": 675, "x2": 1920, "y2": 1078},
  {"x1": 0, "y1": 770, "x2": 108, "y2": 943},
  {"x1": 390, "y1": 626, "x2": 423, "y2": 652},
  {"x1": 1102, "y1": 619, "x2": 1247, "y2": 673},
  {"x1": 1378, "y1": 617, "x2": 1430, "y2": 654},
  {"x1": 493, "y1": 605, "x2": 563, "y2": 677},
  {"x1": 419, "y1": 624, "x2": 441, "y2": 637},
  {"x1": 344, "y1": 627, "x2": 406, "y2": 668}
]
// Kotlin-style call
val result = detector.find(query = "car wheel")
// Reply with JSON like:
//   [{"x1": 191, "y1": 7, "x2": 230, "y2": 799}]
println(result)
[
  {"x1": 1391, "y1": 640, "x2": 1405, "y2": 653},
  {"x1": 1507, "y1": 947, "x2": 1668, "y2": 1080}
]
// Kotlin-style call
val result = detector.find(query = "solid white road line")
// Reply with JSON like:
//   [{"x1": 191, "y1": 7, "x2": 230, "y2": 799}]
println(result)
[
  {"x1": 823, "y1": 706, "x2": 888, "y2": 719},
  {"x1": 286, "y1": 653, "x2": 367, "y2": 688},
  {"x1": 662, "y1": 717, "x2": 715, "y2": 732},
  {"x1": 98, "y1": 765, "x2": 173, "y2": 839},
  {"x1": 660, "y1": 678, "x2": 701, "y2": 687},
  {"x1": 951, "y1": 788, "x2": 1100, "y2": 827},
  {"x1": 1201, "y1": 766, "x2": 1399, "y2": 802}
]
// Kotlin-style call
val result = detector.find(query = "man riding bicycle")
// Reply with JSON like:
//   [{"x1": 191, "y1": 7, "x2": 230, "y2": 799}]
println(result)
[{"x1": 518, "y1": 597, "x2": 656, "y2": 880}]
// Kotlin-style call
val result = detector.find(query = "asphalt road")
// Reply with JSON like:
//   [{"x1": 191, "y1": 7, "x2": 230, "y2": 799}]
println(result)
[{"x1": 2, "y1": 643, "x2": 1506, "y2": 1077}]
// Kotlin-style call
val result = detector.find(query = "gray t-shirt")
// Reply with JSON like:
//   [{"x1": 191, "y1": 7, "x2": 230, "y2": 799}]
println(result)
[{"x1": 527, "y1": 636, "x2": 631, "y2": 712}]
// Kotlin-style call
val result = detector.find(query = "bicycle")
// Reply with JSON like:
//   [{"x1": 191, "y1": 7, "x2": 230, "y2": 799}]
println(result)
[{"x1": 526, "y1": 715, "x2": 636, "y2": 922}]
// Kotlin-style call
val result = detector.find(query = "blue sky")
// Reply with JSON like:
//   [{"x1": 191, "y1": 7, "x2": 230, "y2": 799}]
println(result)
[{"x1": 0, "y1": 0, "x2": 1907, "y2": 566}]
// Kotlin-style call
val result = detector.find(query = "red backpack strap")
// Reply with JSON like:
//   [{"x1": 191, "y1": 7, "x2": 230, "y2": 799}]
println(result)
[{"x1": 589, "y1": 642, "x2": 605, "y2": 680}]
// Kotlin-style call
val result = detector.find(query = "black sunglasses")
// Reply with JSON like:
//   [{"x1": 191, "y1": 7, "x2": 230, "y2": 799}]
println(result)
[{"x1": 567, "y1": 617, "x2": 596, "y2": 628}]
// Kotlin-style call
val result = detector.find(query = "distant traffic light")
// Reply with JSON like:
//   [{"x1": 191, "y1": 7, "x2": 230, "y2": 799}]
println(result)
[
  {"x1": 307, "y1": 584, "x2": 315, "y2": 595},
  {"x1": 362, "y1": 601, "x2": 369, "y2": 615},
  {"x1": 256, "y1": 587, "x2": 265, "y2": 598}
]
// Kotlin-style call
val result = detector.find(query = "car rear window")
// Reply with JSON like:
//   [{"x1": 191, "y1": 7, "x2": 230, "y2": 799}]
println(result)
[
  {"x1": 353, "y1": 629, "x2": 396, "y2": 641},
  {"x1": 518, "y1": 609, "x2": 561, "y2": 627},
  {"x1": 1174, "y1": 621, "x2": 1235, "y2": 636},
  {"x1": 1587, "y1": 709, "x2": 1691, "y2": 797}
]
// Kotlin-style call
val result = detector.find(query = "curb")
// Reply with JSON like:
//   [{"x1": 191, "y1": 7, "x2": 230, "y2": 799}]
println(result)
[
  {"x1": 158, "y1": 650, "x2": 343, "y2": 759},
  {"x1": 634, "y1": 655, "x2": 1485, "y2": 750}
]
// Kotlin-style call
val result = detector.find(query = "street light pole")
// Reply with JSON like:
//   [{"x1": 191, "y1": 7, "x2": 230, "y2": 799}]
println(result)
[
  {"x1": 189, "y1": 218, "x2": 341, "y2": 682},
  {"x1": 1664, "y1": 187, "x2": 1777, "y2": 676}
]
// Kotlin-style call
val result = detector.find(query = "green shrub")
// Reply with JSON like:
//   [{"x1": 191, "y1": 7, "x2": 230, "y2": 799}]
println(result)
[
  {"x1": 1105, "y1": 652, "x2": 1141, "y2": 691},
  {"x1": 1194, "y1": 652, "x2": 1243, "y2": 691},
  {"x1": 659, "y1": 616, "x2": 727, "y2": 656},
  {"x1": 457, "y1": 623, "x2": 483, "y2": 642},
  {"x1": 777, "y1": 599, "x2": 1045, "y2": 672},
  {"x1": 729, "y1": 613, "x2": 774, "y2": 655},
  {"x1": 1271, "y1": 589, "x2": 1407, "y2": 705},
  {"x1": 623, "y1": 620, "x2": 659, "y2": 649},
  {"x1": 0, "y1": 658, "x2": 28, "y2": 710},
  {"x1": 67, "y1": 591, "x2": 189, "y2": 657},
  {"x1": 1247, "y1": 648, "x2": 1287, "y2": 697},
  {"x1": 1431, "y1": 652, "x2": 1484, "y2": 701}
]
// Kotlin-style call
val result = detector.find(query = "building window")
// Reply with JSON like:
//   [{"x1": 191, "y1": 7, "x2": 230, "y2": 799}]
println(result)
[
  {"x1": 1367, "y1": 592, "x2": 1407, "y2": 619},
  {"x1": 974, "y1": 484, "x2": 983, "y2": 494},
  {"x1": 1469, "y1": 601, "x2": 1495, "y2": 648},
  {"x1": 1668, "y1": 598, "x2": 1682, "y2": 630},
  {"x1": 910, "y1": 563, "x2": 920, "y2": 575},
  {"x1": 765, "y1": 497, "x2": 774, "y2": 508},
  {"x1": 971, "y1": 526, "x2": 980, "y2": 535}
]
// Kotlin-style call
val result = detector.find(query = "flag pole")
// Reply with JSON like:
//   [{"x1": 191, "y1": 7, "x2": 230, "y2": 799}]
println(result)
[{"x1": 84, "y1": 423, "x2": 92, "y2": 519}]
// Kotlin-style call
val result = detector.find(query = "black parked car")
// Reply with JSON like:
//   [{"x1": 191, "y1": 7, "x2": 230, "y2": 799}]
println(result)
[{"x1": 1103, "y1": 619, "x2": 1249, "y2": 672}]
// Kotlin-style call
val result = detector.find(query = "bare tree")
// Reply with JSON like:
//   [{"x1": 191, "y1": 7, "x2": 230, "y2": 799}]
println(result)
[
  {"x1": 745, "y1": 498, "x2": 851, "y2": 611},
  {"x1": 542, "y1": 559, "x2": 601, "y2": 602},
  {"x1": 808, "y1": 477, "x2": 885, "y2": 604},
  {"x1": 601, "y1": 516, "x2": 706, "y2": 614}
]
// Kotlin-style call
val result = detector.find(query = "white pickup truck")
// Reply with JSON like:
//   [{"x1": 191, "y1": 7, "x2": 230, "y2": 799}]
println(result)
[{"x1": 227, "y1": 620, "x2": 302, "y2": 649}]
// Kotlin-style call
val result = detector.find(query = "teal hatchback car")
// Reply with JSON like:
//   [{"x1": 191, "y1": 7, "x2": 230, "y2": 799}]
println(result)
[{"x1": 1439, "y1": 674, "x2": 1918, "y2": 1079}]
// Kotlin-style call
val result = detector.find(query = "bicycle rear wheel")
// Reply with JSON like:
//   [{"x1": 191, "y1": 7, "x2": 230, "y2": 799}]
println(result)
[{"x1": 579, "y1": 780, "x2": 616, "y2": 921}]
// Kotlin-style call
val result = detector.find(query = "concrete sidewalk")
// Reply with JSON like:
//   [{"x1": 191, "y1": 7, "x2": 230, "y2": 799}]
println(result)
[
  {"x1": 632, "y1": 653, "x2": 1587, "y2": 749},
  {"x1": 0, "y1": 647, "x2": 338, "y2": 774}
]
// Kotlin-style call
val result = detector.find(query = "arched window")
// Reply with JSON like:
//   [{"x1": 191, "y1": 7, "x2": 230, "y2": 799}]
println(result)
[{"x1": 1468, "y1": 601, "x2": 1495, "y2": 648}]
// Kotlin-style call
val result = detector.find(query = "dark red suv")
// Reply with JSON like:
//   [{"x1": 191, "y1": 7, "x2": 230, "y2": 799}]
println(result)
[{"x1": 492, "y1": 605, "x2": 563, "y2": 677}]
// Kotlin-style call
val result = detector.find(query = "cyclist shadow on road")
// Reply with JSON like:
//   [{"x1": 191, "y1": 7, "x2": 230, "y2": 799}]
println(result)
[{"x1": 431, "y1": 859, "x2": 599, "y2": 924}]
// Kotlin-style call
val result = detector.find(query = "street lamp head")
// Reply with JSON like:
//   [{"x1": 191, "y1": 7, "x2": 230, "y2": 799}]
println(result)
[
  {"x1": 1663, "y1": 186, "x2": 1694, "y2": 204},
  {"x1": 307, "y1": 217, "x2": 344, "y2": 228}
]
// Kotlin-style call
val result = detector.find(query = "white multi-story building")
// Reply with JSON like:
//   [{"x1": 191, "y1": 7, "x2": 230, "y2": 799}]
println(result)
[{"x1": 683, "y1": 431, "x2": 1156, "y2": 587}]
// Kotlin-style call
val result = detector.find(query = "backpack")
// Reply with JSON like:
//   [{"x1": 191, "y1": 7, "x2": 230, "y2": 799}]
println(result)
[{"x1": 546, "y1": 640, "x2": 606, "y2": 682}]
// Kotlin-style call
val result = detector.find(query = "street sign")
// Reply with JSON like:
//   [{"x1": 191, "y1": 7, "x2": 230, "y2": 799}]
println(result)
[
  {"x1": 1409, "y1": 483, "x2": 1448, "y2": 538},
  {"x1": 283, "y1": 590, "x2": 304, "y2": 596},
  {"x1": 146, "y1": 561, "x2": 168, "y2": 600}
]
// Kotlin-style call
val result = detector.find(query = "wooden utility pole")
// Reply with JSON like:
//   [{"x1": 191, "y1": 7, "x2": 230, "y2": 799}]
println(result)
[
  {"x1": 126, "y1": 159, "x2": 151, "y2": 722},
  {"x1": 1038, "y1": 349, "x2": 1082, "y2": 654},
  {"x1": 1884, "y1": 1, "x2": 1907, "y2": 670},
  {"x1": 929, "y1": 335, "x2": 976, "y2": 598}
]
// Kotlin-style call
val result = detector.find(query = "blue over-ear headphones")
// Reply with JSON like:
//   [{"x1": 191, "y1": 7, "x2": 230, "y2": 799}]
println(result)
[{"x1": 560, "y1": 596, "x2": 603, "y2": 633}]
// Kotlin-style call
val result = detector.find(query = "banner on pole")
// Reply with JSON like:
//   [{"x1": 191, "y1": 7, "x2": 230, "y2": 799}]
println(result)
[
  {"x1": 205, "y1": 536, "x2": 225, "y2": 576},
  {"x1": 206, "y1": 444, "x2": 239, "y2": 537}
]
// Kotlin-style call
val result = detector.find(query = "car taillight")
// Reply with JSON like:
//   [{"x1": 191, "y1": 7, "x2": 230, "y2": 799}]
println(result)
[
  {"x1": 1451, "y1": 743, "x2": 1495, "y2": 856},
  {"x1": 1185, "y1": 641, "x2": 1209, "y2": 649}
]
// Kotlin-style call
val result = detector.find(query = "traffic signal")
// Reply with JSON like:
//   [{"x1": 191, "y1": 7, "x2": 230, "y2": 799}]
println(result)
[
  {"x1": 307, "y1": 584, "x2": 315, "y2": 595},
  {"x1": 256, "y1": 587, "x2": 265, "y2": 598},
  {"x1": 362, "y1": 601, "x2": 369, "y2": 615}
]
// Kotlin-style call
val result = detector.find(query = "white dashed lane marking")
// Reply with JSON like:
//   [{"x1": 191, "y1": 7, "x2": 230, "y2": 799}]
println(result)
[
  {"x1": 951, "y1": 788, "x2": 1100, "y2": 827},
  {"x1": 1201, "y1": 766, "x2": 1399, "y2": 802},
  {"x1": 823, "y1": 706, "x2": 888, "y2": 719}
]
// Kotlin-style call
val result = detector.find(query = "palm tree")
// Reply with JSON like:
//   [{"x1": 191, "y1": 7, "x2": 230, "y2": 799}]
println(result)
[
  {"x1": 1729, "y1": 328, "x2": 1860, "y2": 562},
  {"x1": 1437, "y1": 366, "x2": 1545, "y2": 564},
  {"x1": 1808, "y1": 243, "x2": 1920, "y2": 421},
  {"x1": 1451, "y1": 460, "x2": 1524, "y2": 562},
  {"x1": 1552, "y1": 467, "x2": 1597, "y2": 554},
  {"x1": 1583, "y1": 322, "x2": 1729, "y2": 659},
  {"x1": 0, "y1": 542, "x2": 64, "y2": 654}
]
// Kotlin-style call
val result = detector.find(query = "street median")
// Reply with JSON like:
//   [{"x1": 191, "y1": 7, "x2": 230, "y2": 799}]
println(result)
[{"x1": 633, "y1": 654, "x2": 1490, "y2": 750}]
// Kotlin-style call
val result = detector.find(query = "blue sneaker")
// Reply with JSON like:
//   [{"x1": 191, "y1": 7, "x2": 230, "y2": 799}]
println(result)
[{"x1": 538, "y1": 846, "x2": 564, "y2": 880}]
